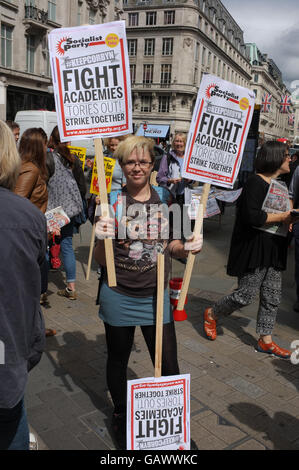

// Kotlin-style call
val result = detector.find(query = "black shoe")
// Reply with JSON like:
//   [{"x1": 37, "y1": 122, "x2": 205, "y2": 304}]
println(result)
[
  {"x1": 293, "y1": 301, "x2": 299, "y2": 312},
  {"x1": 111, "y1": 412, "x2": 126, "y2": 450}
]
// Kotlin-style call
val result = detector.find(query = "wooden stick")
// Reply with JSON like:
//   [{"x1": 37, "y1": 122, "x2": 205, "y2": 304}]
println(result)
[
  {"x1": 155, "y1": 252, "x2": 164, "y2": 378},
  {"x1": 94, "y1": 138, "x2": 117, "y2": 287},
  {"x1": 176, "y1": 183, "x2": 210, "y2": 311}
]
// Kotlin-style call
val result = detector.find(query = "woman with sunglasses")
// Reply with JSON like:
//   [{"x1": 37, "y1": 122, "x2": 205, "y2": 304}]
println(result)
[
  {"x1": 94, "y1": 136, "x2": 203, "y2": 449},
  {"x1": 204, "y1": 141, "x2": 294, "y2": 358}
]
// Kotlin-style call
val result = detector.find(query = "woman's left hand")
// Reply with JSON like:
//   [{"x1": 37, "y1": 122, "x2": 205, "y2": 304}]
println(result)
[{"x1": 184, "y1": 234, "x2": 203, "y2": 254}]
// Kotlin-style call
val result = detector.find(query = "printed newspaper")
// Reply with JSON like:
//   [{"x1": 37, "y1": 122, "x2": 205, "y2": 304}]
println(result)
[{"x1": 256, "y1": 179, "x2": 290, "y2": 237}]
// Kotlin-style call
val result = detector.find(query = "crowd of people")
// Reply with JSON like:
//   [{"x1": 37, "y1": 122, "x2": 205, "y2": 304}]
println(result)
[{"x1": 1, "y1": 120, "x2": 299, "y2": 450}]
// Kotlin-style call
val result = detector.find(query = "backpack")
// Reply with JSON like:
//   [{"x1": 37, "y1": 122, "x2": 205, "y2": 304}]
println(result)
[{"x1": 47, "y1": 152, "x2": 83, "y2": 219}]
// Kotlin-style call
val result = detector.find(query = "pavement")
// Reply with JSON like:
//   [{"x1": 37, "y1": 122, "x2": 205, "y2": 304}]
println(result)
[{"x1": 26, "y1": 205, "x2": 299, "y2": 451}]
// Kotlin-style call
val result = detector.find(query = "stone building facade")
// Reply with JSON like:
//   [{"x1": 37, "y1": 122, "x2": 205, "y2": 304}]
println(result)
[
  {"x1": 123, "y1": 0, "x2": 252, "y2": 138},
  {"x1": 246, "y1": 43, "x2": 293, "y2": 142},
  {"x1": 0, "y1": 0, "x2": 121, "y2": 120}
]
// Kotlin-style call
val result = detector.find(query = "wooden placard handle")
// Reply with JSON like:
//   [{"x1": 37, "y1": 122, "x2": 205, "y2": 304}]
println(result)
[
  {"x1": 155, "y1": 252, "x2": 164, "y2": 378},
  {"x1": 94, "y1": 138, "x2": 117, "y2": 287},
  {"x1": 176, "y1": 183, "x2": 211, "y2": 310}
]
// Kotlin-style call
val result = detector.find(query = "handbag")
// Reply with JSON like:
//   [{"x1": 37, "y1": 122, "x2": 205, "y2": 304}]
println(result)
[
  {"x1": 50, "y1": 234, "x2": 61, "y2": 269},
  {"x1": 46, "y1": 152, "x2": 83, "y2": 219}
]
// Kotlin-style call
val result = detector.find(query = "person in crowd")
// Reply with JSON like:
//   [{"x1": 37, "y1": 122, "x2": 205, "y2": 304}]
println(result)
[
  {"x1": 6, "y1": 121, "x2": 20, "y2": 144},
  {"x1": 14, "y1": 128, "x2": 56, "y2": 337},
  {"x1": 0, "y1": 120, "x2": 47, "y2": 450},
  {"x1": 289, "y1": 162, "x2": 299, "y2": 312},
  {"x1": 47, "y1": 126, "x2": 86, "y2": 300},
  {"x1": 280, "y1": 151, "x2": 299, "y2": 188},
  {"x1": 94, "y1": 135, "x2": 203, "y2": 448},
  {"x1": 156, "y1": 132, "x2": 191, "y2": 205},
  {"x1": 103, "y1": 136, "x2": 127, "y2": 190},
  {"x1": 203, "y1": 141, "x2": 293, "y2": 358}
]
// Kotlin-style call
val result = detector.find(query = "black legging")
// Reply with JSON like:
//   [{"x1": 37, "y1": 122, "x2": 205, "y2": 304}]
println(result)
[{"x1": 104, "y1": 322, "x2": 180, "y2": 414}]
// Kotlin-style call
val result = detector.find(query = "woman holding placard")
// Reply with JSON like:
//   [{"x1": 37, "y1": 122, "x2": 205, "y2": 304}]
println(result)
[
  {"x1": 204, "y1": 141, "x2": 294, "y2": 358},
  {"x1": 94, "y1": 135, "x2": 203, "y2": 449}
]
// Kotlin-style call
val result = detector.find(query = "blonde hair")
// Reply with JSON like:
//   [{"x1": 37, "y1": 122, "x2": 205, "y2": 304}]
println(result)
[
  {"x1": 114, "y1": 135, "x2": 155, "y2": 165},
  {"x1": 171, "y1": 132, "x2": 187, "y2": 149},
  {"x1": 0, "y1": 120, "x2": 21, "y2": 190}
]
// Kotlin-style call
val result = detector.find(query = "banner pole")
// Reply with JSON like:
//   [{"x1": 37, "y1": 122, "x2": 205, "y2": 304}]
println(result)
[
  {"x1": 175, "y1": 183, "x2": 210, "y2": 313},
  {"x1": 155, "y1": 252, "x2": 164, "y2": 378},
  {"x1": 94, "y1": 138, "x2": 117, "y2": 287}
]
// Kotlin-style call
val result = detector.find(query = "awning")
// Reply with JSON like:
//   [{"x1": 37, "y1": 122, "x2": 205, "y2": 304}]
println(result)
[{"x1": 136, "y1": 124, "x2": 169, "y2": 138}]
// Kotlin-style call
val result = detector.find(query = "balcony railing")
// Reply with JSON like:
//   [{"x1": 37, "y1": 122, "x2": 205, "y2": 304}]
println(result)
[{"x1": 24, "y1": 5, "x2": 48, "y2": 24}]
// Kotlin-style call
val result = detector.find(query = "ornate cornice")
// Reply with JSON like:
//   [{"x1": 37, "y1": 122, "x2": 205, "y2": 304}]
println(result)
[{"x1": 85, "y1": 0, "x2": 110, "y2": 17}]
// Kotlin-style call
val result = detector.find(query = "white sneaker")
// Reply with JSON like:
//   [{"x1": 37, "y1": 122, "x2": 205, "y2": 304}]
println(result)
[{"x1": 29, "y1": 432, "x2": 38, "y2": 450}]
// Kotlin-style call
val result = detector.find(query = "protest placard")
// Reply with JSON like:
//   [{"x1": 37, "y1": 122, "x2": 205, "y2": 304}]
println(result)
[
  {"x1": 68, "y1": 145, "x2": 86, "y2": 170},
  {"x1": 127, "y1": 375, "x2": 190, "y2": 451},
  {"x1": 182, "y1": 75, "x2": 255, "y2": 189},
  {"x1": 48, "y1": 21, "x2": 133, "y2": 287},
  {"x1": 48, "y1": 21, "x2": 132, "y2": 141},
  {"x1": 89, "y1": 155, "x2": 116, "y2": 195}
]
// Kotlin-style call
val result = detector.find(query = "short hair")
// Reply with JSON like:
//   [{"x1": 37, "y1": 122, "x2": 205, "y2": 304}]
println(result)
[
  {"x1": 103, "y1": 135, "x2": 125, "y2": 148},
  {"x1": 114, "y1": 135, "x2": 155, "y2": 165},
  {"x1": 19, "y1": 128, "x2": 47, "y2": 180},
  {"x1": 0, "y1": 120, "x2": 21, "y2": 190},
  {"x1": 255, "y1": 141, "x2": 287, "y2": 174},
  {"x1": 6, "y1": 120, "x2": 20, "y2": 131},
  {"x1": 171, "y1": 132, "x2": 187, "y2": 149}
]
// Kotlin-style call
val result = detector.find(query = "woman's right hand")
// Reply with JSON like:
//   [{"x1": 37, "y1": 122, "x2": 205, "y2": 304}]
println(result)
[
  {"x1": 168, "y1": 178, "x2": 182, "y2": 185},
  {"x1": 281, "y1": 211, "x2": 298, "y2": 225},
  {"x1": 95, "y1": 216, "x2": 115, "y2": 239}
]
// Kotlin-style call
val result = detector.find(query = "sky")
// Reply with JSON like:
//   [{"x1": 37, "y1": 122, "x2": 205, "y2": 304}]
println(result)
[{"x1": 221, "y1": 0, "x2": 299, "y2": 91}]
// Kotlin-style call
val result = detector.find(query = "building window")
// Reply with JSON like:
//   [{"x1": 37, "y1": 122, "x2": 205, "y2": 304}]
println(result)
[
  {"x1": 26, "y1": 35, "x2": 35, "y2": 73},
  {"x1": 162, "y1": 37, "x2": 173, "y2": 56},
  {"x1": 201, "y1": 46, "x2": 206, "y2": 66},
  {"x1": 194, "y1": 67, "x2": 198, "y2": 85},
  {"x1": 141, "y1": 95, "x2": 152, "y2": 113},
  {"x1": 198, "y1": 15, "x2": 202, "y2": 29},
  {"x1": 128, "y1": 13, "x2": 139, "y2": 26},
  {"x1": 254, "y1": 74, "x2": 259, "y2": 83},
  {"x1": 77, "y1": 1, "x2": 82, "y2": 25},
  {"x1": 164, "y1": 10, "x2": 175, "y2": 25},
  {"x1": 146, "y1": 12, "x2": 157, "y2": 25},
  {"x1": 25, "y1": 0, "x2": 35, "y2": 5},
  {"x1": 143, "y1": 64, "x2": 154, "y2": 84},
  {"x1": 195, "y1": 42, "x2": 200, "y2": 62},
  {"x1": 48, "y1": 0, "x2": 56, "y2": 22},
  {"x1": 127, "y1": 39, "x2": 137, "y2": 56},
  {"x1": 130, "y1": 64, "x2": 136, "y2": 84},
  {"x1": 144, "y1": 38, "x2": 155, "y2": 56},
  {"x1": 89, "y1": 9, "x2": 96, "y2": 24},
  {"x1": 161, "y1": 64, "x2": 172, "y2": 86},
  {"x1": 158, "y1": 95, "x2": 170, "y2": 113},
  {"x1": 1, "y1": 24, "x2": 12, "y2": 68}
]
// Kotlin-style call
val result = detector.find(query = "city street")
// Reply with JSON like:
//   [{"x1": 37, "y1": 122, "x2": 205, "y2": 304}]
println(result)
[{"x1": 27, "y1": 205, "x2": 299, "y2": 451}]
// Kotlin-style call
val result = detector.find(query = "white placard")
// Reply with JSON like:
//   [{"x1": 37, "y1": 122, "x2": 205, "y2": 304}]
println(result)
[
  {"x1": 127, "y1": 374, "x2": 190, "y2": 451},
  {"x1": 182, "y1": 75, "x2": 255, "y2": 188},
  {"x1": 48, "y1": 21, "x2": 132, "y2": 142}
]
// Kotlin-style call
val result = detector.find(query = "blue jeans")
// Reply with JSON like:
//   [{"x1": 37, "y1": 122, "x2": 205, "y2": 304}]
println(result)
[
  {"x1": 0, "y1": 399, "x2": 29, "y2": 450},
  {"x1": 60, "y1": 219, "x2": 76, "y2": 283}
]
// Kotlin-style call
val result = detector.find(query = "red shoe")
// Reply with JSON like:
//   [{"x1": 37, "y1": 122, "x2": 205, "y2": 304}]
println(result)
[
  {"x1": 204, "y1": 308, "x2": 217, "y2": 341},
  {"x1": 256, "y1": 339, "x2": 291, "y2": 359},
  {"x1": 45, "y1": 328, "x2": 57, "y2": 337}
]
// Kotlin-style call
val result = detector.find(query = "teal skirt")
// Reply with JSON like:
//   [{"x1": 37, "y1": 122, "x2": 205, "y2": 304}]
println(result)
[{"x1": 99, "y1": 282, "x2": 173, "y2": 327}]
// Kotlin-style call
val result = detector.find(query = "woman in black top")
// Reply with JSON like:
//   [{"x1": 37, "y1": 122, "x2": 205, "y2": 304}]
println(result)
[{"x1": 204, "y1": 141, "x2": 293, "y2": 358}]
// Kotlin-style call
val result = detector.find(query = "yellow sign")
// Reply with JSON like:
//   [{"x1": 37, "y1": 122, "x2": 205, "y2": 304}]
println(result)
[
  {"x1": 68, "y1": 146, "x2": 86, "y2": 170},
  {"x1": 105, "y1": 33, "x2": 119, "y2": 48},
  {"x1": 90, "y1": 155, "x2": 117, "y2": 195}
]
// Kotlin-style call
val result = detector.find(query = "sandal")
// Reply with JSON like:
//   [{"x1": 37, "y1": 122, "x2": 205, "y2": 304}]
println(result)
[
  {"x1": 204, "y1": 308, "x2": 217, "y2": 341},
  {"x1": 45, "y1": 328, "x2": 57, "y2": 337},
  {"x1": 256, "y1": 339, "x2": 291, "y2": 359}
]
